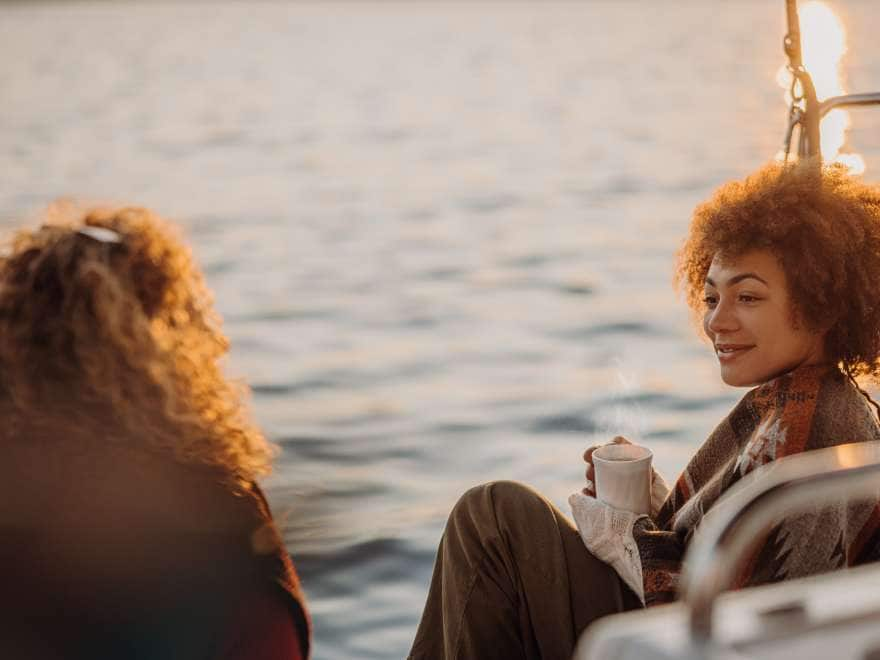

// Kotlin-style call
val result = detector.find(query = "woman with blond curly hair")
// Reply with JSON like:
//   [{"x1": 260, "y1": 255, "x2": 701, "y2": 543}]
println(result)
[
  {"x1": 409, "y1": 160, "x2": 880, "y2": 660},
  {"x1": 0, "y1": 206, "x2": 310, "y2": 659}
]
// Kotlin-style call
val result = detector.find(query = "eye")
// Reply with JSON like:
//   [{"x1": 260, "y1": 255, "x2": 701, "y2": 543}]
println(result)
[
  {"x1": 703, "y1": 294, "x2": 718, "y2": 308},
  {"x1": 738, "y1": 294, "x2": 760, "y2": 303}
]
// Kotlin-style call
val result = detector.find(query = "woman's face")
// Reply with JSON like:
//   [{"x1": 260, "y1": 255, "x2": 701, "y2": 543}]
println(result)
[{"x1": 702, "y1": 249, "x2": 827, "y2": 387}]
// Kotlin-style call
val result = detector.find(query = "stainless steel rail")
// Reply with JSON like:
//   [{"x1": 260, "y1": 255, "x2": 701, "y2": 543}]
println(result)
[
  {"x1": 819, "y1": 92, "x2": 880, "y2": 118},
  {"x1": 679, "y1": 441, "x2": 880, "y2": 643},
  {"x1": 781, "y1": 1, "x2": 880, "y2": 162}
]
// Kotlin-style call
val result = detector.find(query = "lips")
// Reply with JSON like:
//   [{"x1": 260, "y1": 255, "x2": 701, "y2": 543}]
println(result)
[{"x1": 715, "y1": 344, "x2": 755, "y2": 361}]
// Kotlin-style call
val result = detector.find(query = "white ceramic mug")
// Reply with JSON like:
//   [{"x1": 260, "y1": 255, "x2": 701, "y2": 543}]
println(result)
[{"x1": 592, "y1": 443, "x2": 653, "y2": 514}]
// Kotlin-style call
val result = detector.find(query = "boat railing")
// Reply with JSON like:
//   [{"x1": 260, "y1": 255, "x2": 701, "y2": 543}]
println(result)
[
  {"x1": 783, "y1": 0, "x2": 880, "y2": 161},
  {"x1": 679, "y1": 441, "x2": 880, "y2": 643}
]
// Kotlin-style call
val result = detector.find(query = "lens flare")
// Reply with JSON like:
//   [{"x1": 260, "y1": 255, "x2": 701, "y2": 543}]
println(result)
[{"x1": 778, "y1": 1, "x2": 865, "y2": 173}]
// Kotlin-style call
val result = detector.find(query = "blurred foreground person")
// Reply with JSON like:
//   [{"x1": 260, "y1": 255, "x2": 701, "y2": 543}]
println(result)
[
  {"x1": 0, "y1": 206, "x2": 310, "y2": 659},
  {"x1": 409, "y1": 161, "x2": 880, "y2": 660}
]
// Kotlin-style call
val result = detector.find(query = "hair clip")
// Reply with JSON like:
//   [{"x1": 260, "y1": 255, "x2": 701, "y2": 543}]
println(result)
[{"x1": 77, "y1": 226, "x2": 122, "y2": 244}]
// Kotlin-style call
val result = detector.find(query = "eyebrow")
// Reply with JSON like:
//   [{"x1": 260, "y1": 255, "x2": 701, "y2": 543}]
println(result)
[{"x1": 704, "y1": 272, "x2": 769, "y2": 288}]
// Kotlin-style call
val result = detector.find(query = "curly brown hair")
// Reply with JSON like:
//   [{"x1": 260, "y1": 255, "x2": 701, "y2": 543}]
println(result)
[
  {"x1": 675, "y1": 160, "x2": 880, "y2": 381},
  {"x1": 0, "y1": 204, "x2": 275, "y2": 485}
]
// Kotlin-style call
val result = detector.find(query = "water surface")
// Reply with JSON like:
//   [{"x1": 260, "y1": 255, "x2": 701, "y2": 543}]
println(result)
[{"x1": 2, "y1": 2, "x2": 879, "y2": 657}]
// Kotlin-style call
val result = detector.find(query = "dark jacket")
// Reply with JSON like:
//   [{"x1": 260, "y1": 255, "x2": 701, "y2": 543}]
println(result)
[{"x1": 0, "y1": 431, "x2": 310, "y2": 659}]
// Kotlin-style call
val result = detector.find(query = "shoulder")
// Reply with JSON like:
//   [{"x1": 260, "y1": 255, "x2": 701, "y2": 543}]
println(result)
[
  {"x1": 216, "y1": 585, "x2": 304, "y2": 660},
  {"x1": 751, "y1": 364, "x2": 880, "y2": 452},
  {"x1": 808, "y1": 370, "x2": 880, "y2": 447},
  {"x1": 731, "y1": 366, "x2": 847, "y2": 472}
]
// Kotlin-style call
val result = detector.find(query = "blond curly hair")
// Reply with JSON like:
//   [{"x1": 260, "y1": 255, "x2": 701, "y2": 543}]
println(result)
[{"x1": 0, "y1": 204, "x2": 275, "y2": 484}]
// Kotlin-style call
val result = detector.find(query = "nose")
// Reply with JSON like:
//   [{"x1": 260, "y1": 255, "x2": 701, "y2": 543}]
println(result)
[{"x1": 705, "y1": 298, "x2": 739, "y2": 336}]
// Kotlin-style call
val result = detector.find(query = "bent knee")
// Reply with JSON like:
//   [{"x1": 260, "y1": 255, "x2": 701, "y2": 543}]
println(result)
[
  {"x1": 445, "y1": 481, "x2": 561, "y2": 549},
  {"x1": 452, "y1": 480, "x2": 548, "y2": 520}
]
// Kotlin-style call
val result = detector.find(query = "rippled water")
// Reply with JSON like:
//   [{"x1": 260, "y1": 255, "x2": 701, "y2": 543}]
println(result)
[{"x1": 3, "y1": 1, "x2": 880, "y2": 658}]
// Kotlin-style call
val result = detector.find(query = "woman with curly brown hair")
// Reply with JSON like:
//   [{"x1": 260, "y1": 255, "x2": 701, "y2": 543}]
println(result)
[
  {"x1": 409, "y1": 160, "x2": 880, "y2": 660},
  {"x1": 0, "y1": 205, "x2": 310, "y2": 659}
]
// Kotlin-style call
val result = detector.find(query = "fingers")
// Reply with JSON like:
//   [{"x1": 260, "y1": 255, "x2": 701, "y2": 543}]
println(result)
[
  {"x1": 583, "y1": 436, "x2": 631, "y2": 463},
  {"x1": 581, "y1": 436, "x2": 632, "y2": 499}
]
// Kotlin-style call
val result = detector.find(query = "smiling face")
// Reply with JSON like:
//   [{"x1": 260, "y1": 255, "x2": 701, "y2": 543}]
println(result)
[{"x1": 702, "y1": 249, "x2": 828, "y2": 387}]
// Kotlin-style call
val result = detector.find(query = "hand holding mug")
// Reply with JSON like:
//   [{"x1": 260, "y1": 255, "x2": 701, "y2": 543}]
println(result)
[
  {"x1": 582, "y1": 436, "x2": 631, "y2": 497},
  {"x1": 582, "y1": 436, "x2": 653, "y2": 515}
]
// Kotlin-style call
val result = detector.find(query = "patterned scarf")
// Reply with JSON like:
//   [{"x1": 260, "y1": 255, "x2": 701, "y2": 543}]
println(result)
[{"x1": 635, "y1": 364, "x2": 880, "y2": 606}]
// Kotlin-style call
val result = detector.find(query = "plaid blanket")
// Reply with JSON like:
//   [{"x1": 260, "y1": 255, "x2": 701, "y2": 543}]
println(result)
[{"x1": 634, "y1": 364, "x2": 880, "y2": 606}]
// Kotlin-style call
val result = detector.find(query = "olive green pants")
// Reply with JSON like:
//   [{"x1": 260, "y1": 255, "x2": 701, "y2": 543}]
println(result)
[{"x1": 408, "y1": 481, "x2": 641, "y2": 660}]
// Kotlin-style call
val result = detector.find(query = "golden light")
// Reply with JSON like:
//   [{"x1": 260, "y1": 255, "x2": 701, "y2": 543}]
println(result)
[
  {"x1": 833, "y1": 442, "x2": 868, "y2": 468},
  {"x1": 777, "y1": 1, "x2": 865, "y2": 174}
]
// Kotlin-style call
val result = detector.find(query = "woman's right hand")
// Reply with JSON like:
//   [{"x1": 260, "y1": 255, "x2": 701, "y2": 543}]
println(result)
[{"x1": 582, "y1": 435, "x2": 631, "y2": 497}]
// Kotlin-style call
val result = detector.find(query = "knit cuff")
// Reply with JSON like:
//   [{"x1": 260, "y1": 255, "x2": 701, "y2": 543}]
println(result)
[
  {"x1": 568, "y1": 492, "x2": 648, "y2": 604},
  {"x1": 650, "y1": 469, "x2": 671, "y2": 519}
]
